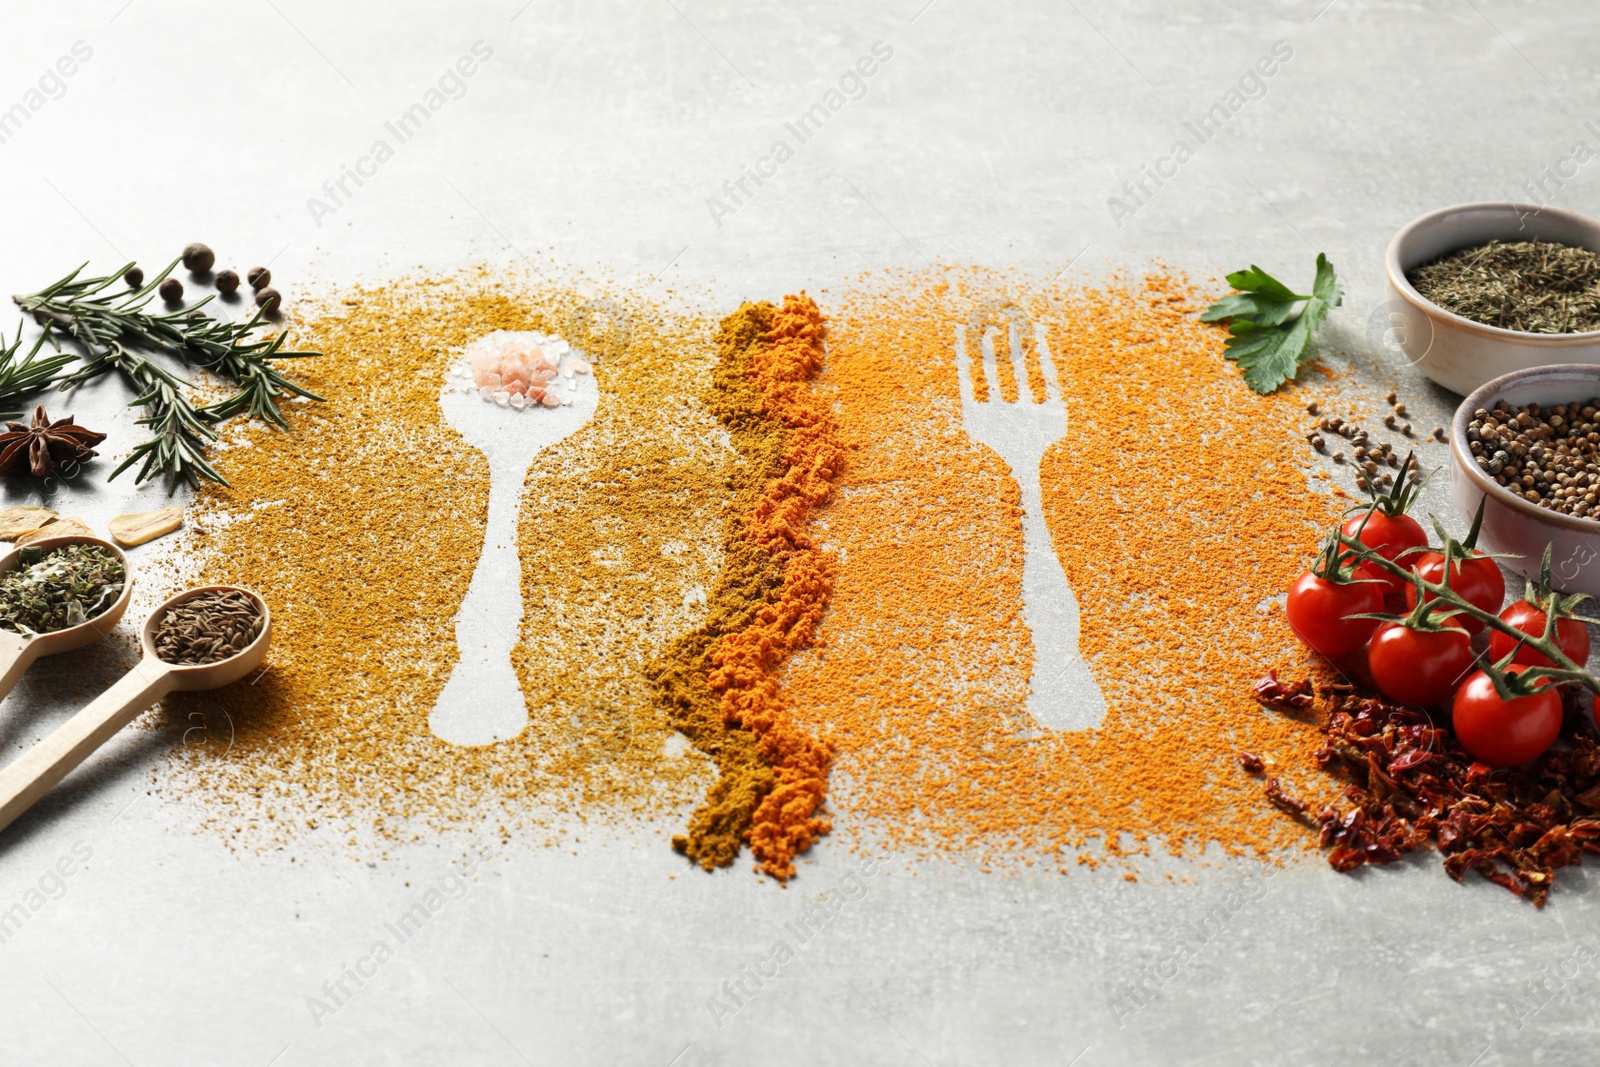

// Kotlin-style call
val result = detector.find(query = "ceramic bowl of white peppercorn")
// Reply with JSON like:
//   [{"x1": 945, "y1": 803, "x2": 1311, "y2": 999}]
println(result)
[
  {"x1": 1386, "y1": 202, "x2": 1600, "y2": 395},
  {"x1": 1452, "y1": 363, "x2": 1600, "y2": 596}
]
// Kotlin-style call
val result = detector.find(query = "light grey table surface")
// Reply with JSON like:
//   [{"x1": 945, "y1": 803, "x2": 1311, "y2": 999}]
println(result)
[{"x1": 2, "y1": 1, "x2": 1599, "y2": 1064}]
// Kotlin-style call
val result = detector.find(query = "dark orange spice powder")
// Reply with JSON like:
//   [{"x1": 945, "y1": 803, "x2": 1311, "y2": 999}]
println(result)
[
  {"x1": 780, "y1": 269, "x2": 1347, "y2": 868},
  {"x1": 652, "y1": 294, "x2": 841, "y2": 881}
]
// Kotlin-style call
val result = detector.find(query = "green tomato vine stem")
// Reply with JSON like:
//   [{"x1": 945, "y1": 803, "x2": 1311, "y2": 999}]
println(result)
[{"x1": 1332, "y1": 528, "x2": 1598, "y2": 700}]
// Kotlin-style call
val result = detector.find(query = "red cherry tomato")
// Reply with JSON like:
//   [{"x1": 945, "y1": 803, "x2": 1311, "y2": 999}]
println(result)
[
  {"x1": 1285, "y1": 569, "x2": 1384, "y2": 659},
  {"x1": 1367, "y1": 620, "x2": 1474, "y2": 707},
  {"x1": 1450, "y1": 671, "x2": 1562, "y2": 768},
  {"x1": 1406, "y1": 551, "x2": 1505, "y2": 634},
  {"x1": 1488, "y1": 600, "x2": 1591, "y2": 670},
  {"x1": 1341, "y1": 511, "x2": 1428, "y2": 596}
]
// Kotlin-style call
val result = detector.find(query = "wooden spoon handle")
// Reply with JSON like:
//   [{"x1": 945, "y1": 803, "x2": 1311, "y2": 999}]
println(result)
[
  {"x1": 0, "y1": 658, "x2": 174, "y2": 835},
  {"x1": 0, "y1": 630, "x2": 39, "y2": 705}
]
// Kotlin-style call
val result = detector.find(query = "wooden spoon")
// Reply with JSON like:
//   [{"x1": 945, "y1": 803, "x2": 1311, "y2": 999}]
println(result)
[
  {"x1": 0, "y1": 584, "x2": 271, "y2": 835},
  {"x1": 0, "y1": 534, "x2": 134, "y2": 703}
]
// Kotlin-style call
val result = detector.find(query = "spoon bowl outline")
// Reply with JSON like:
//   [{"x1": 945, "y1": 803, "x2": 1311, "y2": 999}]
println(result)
[{"x1": 430, "y1": 331, "x2": 601, "y2": 747}]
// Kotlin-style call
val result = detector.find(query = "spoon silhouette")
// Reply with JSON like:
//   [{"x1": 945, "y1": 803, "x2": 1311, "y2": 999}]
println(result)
[
  {"x1": 429, "y1": 337, "x2": 599, "y2": 746},
  {"x1": 0, "y1": 584, "x2": 271, "y2": 835},
  {"x1": 0, "y1": 534, "x2": 134, "y2": 703}
]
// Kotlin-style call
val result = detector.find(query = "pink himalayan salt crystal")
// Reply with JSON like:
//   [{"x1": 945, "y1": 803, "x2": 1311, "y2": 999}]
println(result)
[
  {"x1": 472, "y1": 337, "x2": 551, "y2": 398},
  {"x1": 571, "y1": 358, "x2": 592, "y2": 374},
  {"x1": 540, "y1": 391, "x2": 561, "y2": 408}
]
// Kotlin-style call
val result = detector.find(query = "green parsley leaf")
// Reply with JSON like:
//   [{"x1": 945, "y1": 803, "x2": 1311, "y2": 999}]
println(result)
[{"x1": 1201, "y1": 253, "x2": 1342, "y2": 394}]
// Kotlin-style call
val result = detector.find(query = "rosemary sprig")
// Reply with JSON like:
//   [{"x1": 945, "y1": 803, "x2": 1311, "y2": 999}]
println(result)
[
  {"x1": 0, "y1": 321, "x2": 77, "y2": 421},
  {"x1": 64, "y1": 340, "x2": 223, "y2": 488},
  {"x1": 12, "y1": 259, "x2": 323, "y2": 486}
]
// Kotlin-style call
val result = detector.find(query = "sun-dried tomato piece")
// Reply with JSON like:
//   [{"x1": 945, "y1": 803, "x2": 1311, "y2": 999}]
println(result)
[
  {"x1": 1252, "y1": 670, "x2": 1315, "y2": 710},
  {"x1": 1389, "y1": 748, "x2": 1431, "y2": 773},
  {"x1": 1328, "y1": 845, "x2": 1365, "y2": 872},
  {"x1": 1263, "y1": 777, "x2": 1317, "y2": 828}
]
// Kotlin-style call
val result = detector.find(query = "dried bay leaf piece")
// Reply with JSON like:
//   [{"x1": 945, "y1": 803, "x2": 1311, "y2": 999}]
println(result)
[
  {"x1": 16, "y1": 517, "x2": 94, "y2": 546},
  {"x1": 0, "y1": 505, "x2": 57, "y2": 541},
  {"x1": 109, "y1": 506, "x2": 183, "y2": 547}
]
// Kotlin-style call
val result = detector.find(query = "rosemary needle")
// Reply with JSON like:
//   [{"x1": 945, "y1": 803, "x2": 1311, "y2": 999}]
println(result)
[{"x1": 0, "y1": 321, "x2": 76, "y2": 422}]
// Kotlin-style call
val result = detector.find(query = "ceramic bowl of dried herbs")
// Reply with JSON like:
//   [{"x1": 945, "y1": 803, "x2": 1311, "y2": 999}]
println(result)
[
  {"x1": 1386, "y1": 202, "x2": 1600, "y2": 395},
  {"x1": 1451, "y1": 363, "x2": 1600, "y2": 596}
]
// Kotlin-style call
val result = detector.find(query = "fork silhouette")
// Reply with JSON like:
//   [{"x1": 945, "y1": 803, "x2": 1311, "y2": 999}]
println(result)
[{"x1": 956, "y1": 315, "x2": 1107, "y2": 731}]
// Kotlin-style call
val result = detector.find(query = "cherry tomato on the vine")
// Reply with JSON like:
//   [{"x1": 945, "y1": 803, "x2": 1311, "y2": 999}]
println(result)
[
  {"x1": 1367, "y1": 620, "x2": 1474, "y2": 707},
  {"x1": 1406, "y1": 550, "x2": 1505, "y2": 634},
  {"x1": 1285, "y1": 569, "x2": 1384, "y2": 659},
  {"x1": 1488, "y1": 600, "x2": 1591, "y2": 670},
  {"x1": 1450, "y1": 670, "x2": 1562, "y2": 768},
  {"x1": 1341, "y1": 510, "x2": 1428, "y2": 596}
]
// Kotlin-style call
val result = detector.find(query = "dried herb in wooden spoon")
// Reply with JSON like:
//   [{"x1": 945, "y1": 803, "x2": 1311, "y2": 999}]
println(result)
[{"x1": 0, "y1": 543, "x2": 125, "y2": 634}]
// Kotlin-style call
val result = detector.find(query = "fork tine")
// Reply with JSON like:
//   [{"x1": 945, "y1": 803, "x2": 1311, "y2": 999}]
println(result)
[
  {"x1": 979, "y1": 326, "x2": 1001, "y2": 403},
  {"x1": 1008, "y1": 321, "x2": 1035, "y2": 403},
  {"x1": 1033, "y1": 323, "x2": 1063, "y2": 403},
  {"x1": 954, "y1": 324, "x2": 977, "y2": 407}
]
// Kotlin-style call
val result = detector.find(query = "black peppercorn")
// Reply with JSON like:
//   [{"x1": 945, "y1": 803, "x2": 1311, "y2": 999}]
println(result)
[
  {"x1": 182, "y1": 242, "x2": 215, "y2": 274},
  {"x1": 124, "y1": 266, "x2": 144, "y2": 289},
  {"x1": 215, "y1": 269, "x2": 240, "y2": 295},
  {"x1": 247, "y1": 267, "x2": 271, "y2": 290},
  {"x1": 159, "y1": 277, "x2": 183, "y2": 303},
  {"x1": 255, "y1": 287, "x2": 281, "y2": 313}
]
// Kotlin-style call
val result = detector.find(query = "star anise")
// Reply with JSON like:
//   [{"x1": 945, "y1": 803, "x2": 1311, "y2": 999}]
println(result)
[{"x1": 0, "y1": 405, "x2": 107, "y2": 479}]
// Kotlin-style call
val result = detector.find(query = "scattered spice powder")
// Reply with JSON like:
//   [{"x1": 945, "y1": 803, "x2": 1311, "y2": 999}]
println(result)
[
  {"x1": 780, "y1": 269, "x2": 1347, "y2": 868},
  {"x1": 168, "y1": 264, "x2": 1354, "y2": 876},
  {"x1": 169, "y1": 271, "x2": 730, "y2": 843},
  {"x1": 650, "y1": 295, "x2": 840, "y2": 881}
]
